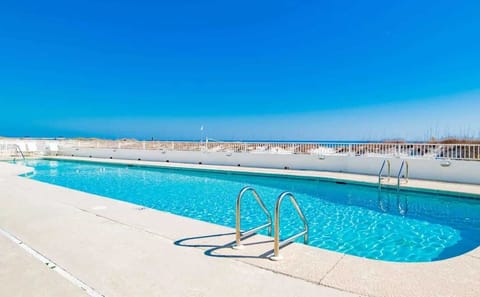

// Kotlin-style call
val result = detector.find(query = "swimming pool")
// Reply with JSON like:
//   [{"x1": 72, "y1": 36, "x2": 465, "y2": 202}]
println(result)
[{"x1": 21, "y1": 159, "x2": 480, "y2": 262}]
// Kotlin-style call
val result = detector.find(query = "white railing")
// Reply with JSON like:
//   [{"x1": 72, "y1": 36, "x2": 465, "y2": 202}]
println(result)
[
  {"x1": 58, "y1": 140, "x2": 480, "y2": 161},
  {"x1": 0, "y1": 139, "x2": 59, "y2": 159},
  {"x1": 2, "y1": 138, "x2": 480, "y2": 161},
  {"x1": 0, "y1": 143, "x2": 20, "y2": 159}
]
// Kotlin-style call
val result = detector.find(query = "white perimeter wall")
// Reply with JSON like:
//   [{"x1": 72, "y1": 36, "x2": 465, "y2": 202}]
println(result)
[{"x1": 57, "y1": 148, "x2": 480, "y2": 185}]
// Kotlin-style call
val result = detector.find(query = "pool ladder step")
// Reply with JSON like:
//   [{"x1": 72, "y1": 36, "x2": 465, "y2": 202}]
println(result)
[{"x1": 233, "y1": 186, "x2": 309, "y2": 261}]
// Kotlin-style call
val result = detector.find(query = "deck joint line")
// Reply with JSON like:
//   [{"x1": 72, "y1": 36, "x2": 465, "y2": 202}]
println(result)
[
  {"x1": 0, "y1": 227, "x2": 104, "y2": 297},
  {"x1": 75, "y1": 206, "x2": 175, "y2": 243},
  {"x1": 319, "y1": 254, "x2": 345, "y2": 284}
]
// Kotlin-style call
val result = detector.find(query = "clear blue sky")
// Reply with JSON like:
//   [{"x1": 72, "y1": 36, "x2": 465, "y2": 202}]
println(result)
[{"x1": 1, "y1": 1, "x2": 479, "y2": 140}]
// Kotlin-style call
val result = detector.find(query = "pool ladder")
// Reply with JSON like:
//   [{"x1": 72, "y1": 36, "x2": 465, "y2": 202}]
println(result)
[
  {"x1": 378, "y1": 159, "x2": 410, "y2": 191},
  {"x1": 233, "y1": 187, "x2": 272, "y2": 250},
  {"x1": 397, "y1": 160, "x2": 409, "y2": 191},
  {"x1": 378, "y1": 159, "x2": 391, "y2": 190},
  {"x1": 233, "y1": 186, "x2": 309, "y2": 261},
  {"x1": 12, "y1": 144, "x2": 26, "y2": 162},
  {"x1": 271, "y1": 192, "x2": 309, "y2": 261}
]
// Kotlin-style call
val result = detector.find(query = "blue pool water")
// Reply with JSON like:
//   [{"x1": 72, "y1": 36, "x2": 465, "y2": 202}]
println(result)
[{"x1": 20, "y1": 159, "x2": 480, "y2": 262}]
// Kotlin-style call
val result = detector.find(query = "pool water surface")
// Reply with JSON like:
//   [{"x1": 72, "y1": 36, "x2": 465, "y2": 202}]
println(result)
[{"x1": 21, "y1": 159, "x2": 480, "y2": 262}]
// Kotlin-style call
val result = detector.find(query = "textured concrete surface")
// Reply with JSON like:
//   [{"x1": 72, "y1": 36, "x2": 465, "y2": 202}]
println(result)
[
  {"x1": 321, "y1": 253, "x2": 480, "y2": 297},
  {"x1": 0, "y1": 233, "x2": 87, "y2": 297},
  {"x1": 1, "y1": 160, "x2": 479, "y2": 297}
]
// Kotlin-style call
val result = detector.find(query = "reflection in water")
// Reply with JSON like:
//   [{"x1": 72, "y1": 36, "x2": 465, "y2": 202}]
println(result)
[
  {"x1": 377, "y1": 191, "x2": 391, "y2": 212},
  {"x1": 397, "y1": 194, "x2": 408, "y2": 216},
  {"x1": 377, "y1": 191, "x2": 408, "y2": 216}
]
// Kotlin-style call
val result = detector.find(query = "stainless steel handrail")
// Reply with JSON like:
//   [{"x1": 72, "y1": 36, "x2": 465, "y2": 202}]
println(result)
[
  {"x1": 233, "y1": 186, "x2": 272, "y2": 249},
  {"x1": 14, "y1": 144, "x2": 25, "y2": 161},
  {"x1": 397, "y1": 160, "x2": 409, "y2": 191},
  {"x1": 378, "y1": 159, "x2": 391, "y2": 189},
  {"x1": 271, "y1": 192, "x2": 308, "y2": 261}
]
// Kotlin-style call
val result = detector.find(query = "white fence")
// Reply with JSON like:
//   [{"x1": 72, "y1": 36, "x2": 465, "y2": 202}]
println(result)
[
  {"x1": 1, "y1": 138, "x2": 480, "y2": 161},
  {"x1": 3, "y1": 138, "x2": 480, "y2": 183},
  {"x1": 55, "y1": 139, "x2": 480, "y2": 161},
  {"x1": 0, "y1": 139, "x2": 58, "y2": 159},
  {"x1": 0, "y1": 143, "x2": 20, "y2": 159}
]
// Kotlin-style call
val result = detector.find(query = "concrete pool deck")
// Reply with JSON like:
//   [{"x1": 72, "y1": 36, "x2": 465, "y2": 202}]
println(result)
[{"x1": 1, "y1": 158, "x2": 480, "y2": 297}]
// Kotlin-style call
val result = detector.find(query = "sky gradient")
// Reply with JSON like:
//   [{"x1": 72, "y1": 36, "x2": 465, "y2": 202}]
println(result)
[{"x1": 1, "y1": 1, "x2": 479, "y2": 140}]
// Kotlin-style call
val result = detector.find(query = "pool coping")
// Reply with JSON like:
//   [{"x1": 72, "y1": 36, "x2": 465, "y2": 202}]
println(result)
[{"x1": 2, "y1": 158, "x2": 480, "y2": 297}]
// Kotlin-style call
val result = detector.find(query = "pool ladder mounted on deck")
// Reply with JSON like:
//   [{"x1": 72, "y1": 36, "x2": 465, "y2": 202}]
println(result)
[
  {"x1": 271, "y1": 192, "x2": 309, "y2": 261},
  {"x1": 233, "y1": 186, "x2": 272, "y2": 250},
  {"x1": 13, "y1": 144, "x2": 26, "y2": 162},
  {"x1": 233, "y1": 186, "x2": 309, "y2": 261},
  {"x1": 378, "y1": 159, "x2": 391, "y2": 190},
  {"x1": 397, "y1": 160, "x2": 409, "y2": 191},
  {"x1": 378, "y1": 159, "x2": 410, "y2": 191}
]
